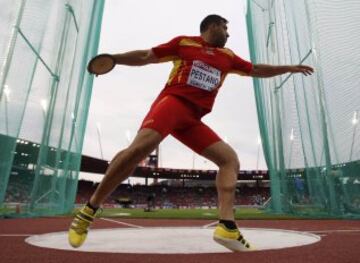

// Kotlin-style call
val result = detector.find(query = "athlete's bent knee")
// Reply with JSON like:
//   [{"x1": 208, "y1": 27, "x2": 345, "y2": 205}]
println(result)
[
  {"x1": 219, "y1": 153, "x2": 240, "y2": 172},
  {"x1": 217, "y1": 178, "x2": 237, "y2": 193}
]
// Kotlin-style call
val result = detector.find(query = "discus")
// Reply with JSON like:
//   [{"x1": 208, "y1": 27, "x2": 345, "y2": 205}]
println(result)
[{"x1": 87, "y1": 54, "x2": 115, "y2": 76}]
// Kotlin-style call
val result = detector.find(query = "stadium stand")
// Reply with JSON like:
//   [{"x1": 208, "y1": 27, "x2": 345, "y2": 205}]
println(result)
[{"x1": 75, "y1": 180, "x2": 270, "y2": 209}]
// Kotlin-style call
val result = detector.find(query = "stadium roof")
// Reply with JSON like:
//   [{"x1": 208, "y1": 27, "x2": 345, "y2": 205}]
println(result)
[{"x1": 81, "y1": 155, "x2": 269, "y2": 181}]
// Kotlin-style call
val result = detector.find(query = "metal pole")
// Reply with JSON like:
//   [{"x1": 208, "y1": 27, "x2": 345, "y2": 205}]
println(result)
[{"x1": 96, "y1": 122, "x2": 104, "y2": 159}]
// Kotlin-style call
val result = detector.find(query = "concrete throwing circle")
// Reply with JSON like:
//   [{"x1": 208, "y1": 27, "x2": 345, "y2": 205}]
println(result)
[{"x1": 25, "y1": 227, "x2": 321, "y2": 254}]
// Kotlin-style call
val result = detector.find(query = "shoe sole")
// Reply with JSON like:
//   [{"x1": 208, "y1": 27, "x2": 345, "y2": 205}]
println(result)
[{"x1": 213, "y1": 235, "x2": 255, "y2": 252}]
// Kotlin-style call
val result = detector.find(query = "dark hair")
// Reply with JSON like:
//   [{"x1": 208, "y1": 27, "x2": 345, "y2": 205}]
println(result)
[{"x1": 200, "y1": 14, "x2": 228, "y2": 33}]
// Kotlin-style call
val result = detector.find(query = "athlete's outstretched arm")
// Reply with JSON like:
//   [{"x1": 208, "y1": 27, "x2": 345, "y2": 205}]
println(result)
[
  {"x1": 112, "y1": 49, "x2": 159, "y2": 66},
  {"x1": 248, "y1": 64, "x2": 314, "y2": 78}
]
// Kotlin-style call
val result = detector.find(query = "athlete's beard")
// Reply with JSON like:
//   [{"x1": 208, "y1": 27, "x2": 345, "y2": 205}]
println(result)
[{"x1": 212, "y1": 35, "x2": 227, "y2": 48}]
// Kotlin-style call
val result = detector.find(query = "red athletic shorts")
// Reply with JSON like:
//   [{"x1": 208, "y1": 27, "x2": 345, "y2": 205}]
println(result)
[{"x1": 140, "y1": 95, "x2": 221, "y2": 154}]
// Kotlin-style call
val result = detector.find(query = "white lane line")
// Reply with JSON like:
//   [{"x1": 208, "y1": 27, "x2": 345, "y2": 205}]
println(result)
[
  {"x1": 202, "y1": 221, "x2": 218, "y2": 228},
  {"x1": 0, "y1": 234, "x2": 32, "y2": 237},
  {"x1": 99, "y1": 217, "x2": 144, "y2": 228},
  {"x1": 308, "y1": 229, "x2": 360, "y2": 234}
]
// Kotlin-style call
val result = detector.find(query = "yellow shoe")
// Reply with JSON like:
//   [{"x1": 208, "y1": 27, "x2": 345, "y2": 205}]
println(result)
[
  {"x1": 68, "y1": 205, "x2": 97, "y2": 248},
  {"x1": 213, "y1": 223, "x2": 255, "y2": 252}
]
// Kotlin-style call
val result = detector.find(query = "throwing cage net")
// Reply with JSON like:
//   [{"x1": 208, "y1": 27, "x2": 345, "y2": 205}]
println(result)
[
  {"x1": 246, "y1": 0, "x2": 360, "y2": 218},
  {"x1": 0, "y1": 0, "x2": 105, "y2": 217}
]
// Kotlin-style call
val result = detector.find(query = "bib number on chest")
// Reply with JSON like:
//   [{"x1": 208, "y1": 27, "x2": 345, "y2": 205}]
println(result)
[{"x1": 187, "y1": 60, "x2": 221, "y2": 92}]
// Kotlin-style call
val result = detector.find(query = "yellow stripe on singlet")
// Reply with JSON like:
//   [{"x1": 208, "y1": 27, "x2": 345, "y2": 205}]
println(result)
[
  {"x1": 217, "y1": 48, "x2": 235, "y2": 58},
  {"x1": 179, "y1": 38, "x2": 202, "y2": 47},
  {"x1": 167, "y1": 59, "x2": 182, "y2": 85}
]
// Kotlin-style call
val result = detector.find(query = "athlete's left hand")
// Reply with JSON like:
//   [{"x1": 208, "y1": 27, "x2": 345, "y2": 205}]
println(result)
[{"x1": 289, "y1": 65, "x2": 314, "y2": 76}]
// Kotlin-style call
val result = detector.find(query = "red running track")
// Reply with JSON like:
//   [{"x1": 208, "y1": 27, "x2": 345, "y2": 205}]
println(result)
[{"x1": 0, "y1": 217, "x2": 359, "y2": 263}]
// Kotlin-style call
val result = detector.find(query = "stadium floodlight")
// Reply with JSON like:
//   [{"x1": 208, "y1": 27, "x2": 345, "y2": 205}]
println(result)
[
  {"x1": 40, "y1": 99, "x2": 47, "y2": 112},
  {"x1": 290, "y1": 128, "x2": 294, "y2": 141},
  {"x1": 352, "y1": 111, "x2": 358, "y2": 125},
  {"x1": 96, "y1": 122, "x2": 101, "y2": 131},
  {"x1": 3, "y1": 84, "x2": 10, "y2": 134},
  {"x1": 256, "y1": 135, "x2": 261, "y2": 170},
  {"x1": 192, "y1": 152, "x2": 196, "y2": 169},
  {"x1": 349, "y1": 110, "x2": 359, "y2": 161},
  {"x1": 125, "y1": 129, "x2": 132, "y2": 144},
  {"x1": 311, "y1": 46, "x2": 317, "y2": 63},
  {"x1": 3, "y1": 85, "x2": 10, "y2": 101},
  {"x1": 288, "y1": 128, "x2": 295, "y2": 168}
]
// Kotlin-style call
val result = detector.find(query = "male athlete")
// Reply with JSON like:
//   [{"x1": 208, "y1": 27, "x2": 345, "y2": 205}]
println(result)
[{"x1": 68, "y1": 14, "x2": 313, "y2": 251}]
